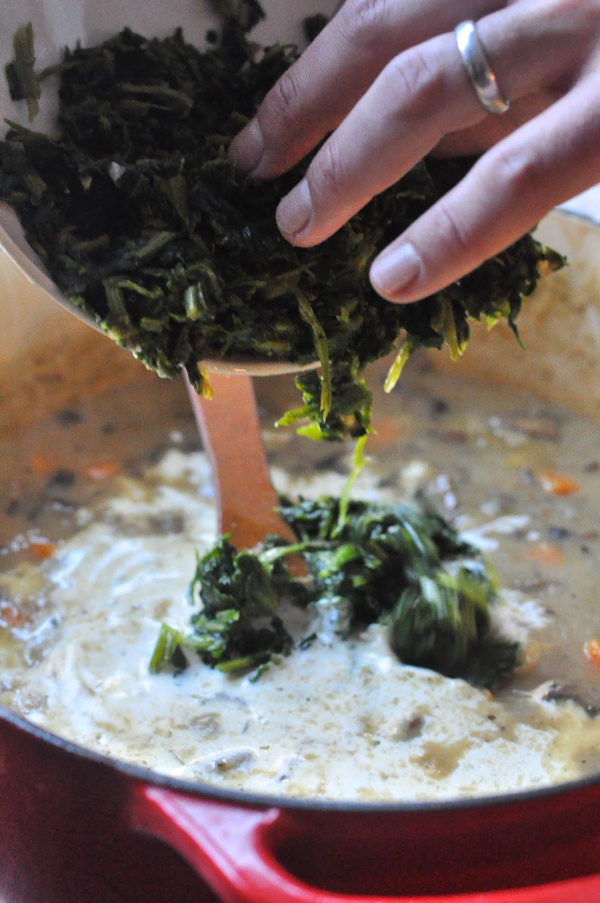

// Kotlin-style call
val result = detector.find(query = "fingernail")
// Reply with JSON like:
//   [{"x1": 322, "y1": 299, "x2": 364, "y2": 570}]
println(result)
[
  {"x1": 228, "y1": 118, "x2": 264, "y2": 174},
  {"x1": 370, "y1": 243, "x2": 421, "y2": 299},
  {"x1": 276, "y1": 180, "x2": 312, "y2": 239}
]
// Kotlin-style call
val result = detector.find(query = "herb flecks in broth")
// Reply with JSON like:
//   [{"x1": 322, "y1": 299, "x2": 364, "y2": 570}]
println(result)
[
  {"x1": 0, "y1": 12, "x2": 564, "y2": 440},
  {"x1": 150, "y1": 495, "x2": 520, "y2": 687},
  {"x1": 3, "y1": 363, "x2": 600, "y2": 801}
]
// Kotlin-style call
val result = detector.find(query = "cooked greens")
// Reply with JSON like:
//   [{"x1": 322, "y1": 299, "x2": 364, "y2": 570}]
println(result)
[
  {"x1": 150, "y1": 495, "x2": 520, "y2": 688},
  {"x1": 0, "y1": 9, "x2": 564, "y2": 440},
  {"x1": 4, "y1": 22, "x2": 40, "y2": 121}
]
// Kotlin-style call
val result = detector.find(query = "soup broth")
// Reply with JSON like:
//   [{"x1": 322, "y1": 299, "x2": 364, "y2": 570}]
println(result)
[{"x1": 1, "y1": 352, "x2": 600, "y2": 801}]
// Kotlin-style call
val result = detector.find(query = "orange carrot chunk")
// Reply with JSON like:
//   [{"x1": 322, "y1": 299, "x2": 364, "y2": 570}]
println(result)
[
  {"x1": 525, "y1": 541, "x2": 565, "y2": 566},
  {"x1": 30, "y1": 454, "x2": 55, "y2": 475},
  {"x1": 85, "y1": 461, "x2": 120, "y2": 481},
  {"x1": 536, "y1": 470, "x2": 580, "y2": 496},
  {"x1": 0, "y1": 603, "x2": 26, "y2": 628},
  {"x1": 584, "y1": 639, "x2": 600, "y2": 669},
  {"x1": 27, "y1": 538, "x2": 58, "y2": 560}
]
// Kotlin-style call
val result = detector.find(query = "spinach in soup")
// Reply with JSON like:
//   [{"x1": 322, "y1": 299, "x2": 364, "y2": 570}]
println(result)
[{"x1": 150, "y1": 494, "x2": 520, "y2": 688}]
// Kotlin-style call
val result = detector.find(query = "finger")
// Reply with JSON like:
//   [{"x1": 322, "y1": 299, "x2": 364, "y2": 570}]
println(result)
[
  {"x1": 369, "y1": 75, "x2": 600, "y2": 305},
  {"x1": 275, "y1": 0, "x2": 599, "y2": 248},
  {"x1": 276, "y1": 33, "x2": 481, "y2": 244},
  {"x1": 433, "y1": 89, "x2": 560, "y2": 158},
  {"x1": 228, "y1": 0, "x2": 503, "y2": 178}
]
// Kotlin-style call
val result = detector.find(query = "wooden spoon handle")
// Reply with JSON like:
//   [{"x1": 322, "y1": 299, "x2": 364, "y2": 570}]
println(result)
[{"x1": 185, "y1": 372, "x2": 297, "y2": 550}]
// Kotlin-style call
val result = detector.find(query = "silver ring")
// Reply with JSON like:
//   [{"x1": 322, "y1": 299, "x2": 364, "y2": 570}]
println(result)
[{"x1": 455, "y1": 20, "x2": 510, "y2": 115}]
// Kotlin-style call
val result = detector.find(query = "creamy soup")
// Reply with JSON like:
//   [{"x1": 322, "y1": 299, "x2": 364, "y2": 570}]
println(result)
[{"x1": 1, "y1": 356, "x2": 600, "y2": 801}]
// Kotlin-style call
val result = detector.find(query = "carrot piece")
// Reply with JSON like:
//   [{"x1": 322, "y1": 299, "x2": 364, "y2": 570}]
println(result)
[
  {"x1": 536, "y1": 470, "x2": 580, "y2": 496},
  {"x1": 584, "y1": 639, "x2": 600, "y2": 669},
  {"x1": 525, "y1": 541, "x2": 565, "y2": 566},
  {"x1": 30, "y1": 454, "x2": 55, "y2": 475},
  {"x1": 0, "y1": 604, "x2": 26, "y2": 628},
  {"x1": 27, "y1": 538, "x2": 58, "y2": 560},
  {"x1": 85, "y1": 461, "x2": 120, "y2": 481}
]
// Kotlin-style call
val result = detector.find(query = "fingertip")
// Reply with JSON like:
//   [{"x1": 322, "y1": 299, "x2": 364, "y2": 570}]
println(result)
[
  {"x1": 369, "y1": 243, "x2": 422, "y2": 303},
  {"x1": 228, "y1": 118, "x2": 264, "y2": 175},
  {"x1": 276, "y1": 180, "x2": 314, "y2": 244}
]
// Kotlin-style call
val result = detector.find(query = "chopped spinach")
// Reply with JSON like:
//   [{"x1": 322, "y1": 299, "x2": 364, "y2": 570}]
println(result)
[
  {"x1": 0, "y1": 11, "x2": 564, "y2": 440},
  {"x1": 4, "y1": 23, "x2": 40, "y2": 121},
  {"x1": 150, "y1": 495, "x2": 520, "y2": 688}
]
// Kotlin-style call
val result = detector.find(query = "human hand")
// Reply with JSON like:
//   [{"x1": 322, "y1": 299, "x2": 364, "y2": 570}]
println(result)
[{"x1": 229, "y1": 0, "x2": 600, "y2": 303}]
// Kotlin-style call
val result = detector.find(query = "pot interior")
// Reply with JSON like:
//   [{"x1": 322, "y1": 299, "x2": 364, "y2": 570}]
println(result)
[{"x1": 1, "y1": 211, "x2": 600, "y2": 807}]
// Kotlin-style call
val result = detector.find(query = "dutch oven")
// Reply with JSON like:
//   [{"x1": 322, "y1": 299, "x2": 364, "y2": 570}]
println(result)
[
  {"x1": 1, "y1": 1, "x2": 600, "y2": 900},
  {"x1": 1, "y1": 204, "x2": 600, "y2": 903}
]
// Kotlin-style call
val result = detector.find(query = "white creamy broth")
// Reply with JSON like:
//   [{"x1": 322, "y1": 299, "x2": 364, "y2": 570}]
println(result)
[{"x1": 1, "y1": 359, "x2": 600, "y2": 801}]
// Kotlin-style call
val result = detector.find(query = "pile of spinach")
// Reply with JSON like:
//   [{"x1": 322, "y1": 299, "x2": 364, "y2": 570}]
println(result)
[
  {"x1": 0, "y1": 4, "x2": 563, "y2": 439},
  {"x1": 150, "y1": 495, "x2": 520, "y2": 688}
]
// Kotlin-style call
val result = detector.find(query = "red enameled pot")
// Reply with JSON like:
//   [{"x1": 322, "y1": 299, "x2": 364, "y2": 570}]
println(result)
[
  {"x1": 1, "y1": 0, "x2": 600, "y2": 892},
  {"x1": 1, "y1": 706, "x2": 600, "y2": 903},
  {"x1": 2, "y1": 211, "x2": 600, "y2": 902}
]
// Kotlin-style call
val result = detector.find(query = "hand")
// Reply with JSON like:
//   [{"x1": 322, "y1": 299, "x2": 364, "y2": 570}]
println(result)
[{"x1": 229, "y1": 0, "x2": 600, "y2": 304}]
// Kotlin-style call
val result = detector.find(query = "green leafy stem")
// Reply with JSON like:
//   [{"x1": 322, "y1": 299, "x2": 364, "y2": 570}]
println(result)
[{"x1": 150, "y1": 494, "x2": 520, "y2": 688}]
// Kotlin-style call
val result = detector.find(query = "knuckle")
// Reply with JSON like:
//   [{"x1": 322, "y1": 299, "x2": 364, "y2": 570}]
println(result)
[
  {"x1": 262, "y1": 68, "x2": 304, "y2": 136},
  {"x1": 548, "y1": 0, "x2": 600, "y2": 36},
  {"x1": 432, "y1": 199, "x2": 473, "y2": 258},
  {"x1": 382, "y1": 46, "x2": 442, "y2": 115},
  {"x1": 492, "y1": 145, "x2": 544, "y2": 200},
  {"x1": 309, "y1": 137, "x2": 347, "y2": 201},
  {"x1": 338, "y1": 0, "x2": 394, "y2": 51}
]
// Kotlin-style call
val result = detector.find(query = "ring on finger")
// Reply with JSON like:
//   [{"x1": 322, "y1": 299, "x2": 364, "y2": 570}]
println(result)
[{"x1": 455, "y1": 20, "x2": 510, "y2": 115}]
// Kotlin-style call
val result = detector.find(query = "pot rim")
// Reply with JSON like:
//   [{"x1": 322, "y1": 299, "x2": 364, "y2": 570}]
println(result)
[{"x1": 3, "y1": 702, "x2": 599, "y2": 814}]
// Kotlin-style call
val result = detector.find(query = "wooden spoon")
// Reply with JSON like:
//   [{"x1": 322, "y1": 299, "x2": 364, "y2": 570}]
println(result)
[{"x1": 185, "y1": 371, "x2": 299, "y2": 550}]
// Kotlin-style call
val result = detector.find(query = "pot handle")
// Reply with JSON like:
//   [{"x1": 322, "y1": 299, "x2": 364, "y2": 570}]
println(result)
[{"x1": 128, "y1": 783, "x2": 600, "y2": 903}]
